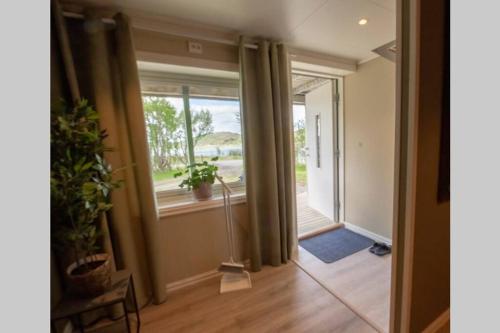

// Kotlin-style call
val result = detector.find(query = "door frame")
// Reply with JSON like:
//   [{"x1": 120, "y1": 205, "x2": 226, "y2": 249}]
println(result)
[
  {"x1": 290, "y1": 0, "x2": 420, "y2": 328},
  {"x1": 390, "y1": 0, "x2": 421, "y2": 331},
  {"x1": 291, "y1": 69, "x2": 345, "y2": 227}
]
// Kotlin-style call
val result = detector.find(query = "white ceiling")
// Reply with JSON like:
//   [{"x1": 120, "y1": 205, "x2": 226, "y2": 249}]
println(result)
[{"x1": 67, "y1": 0, "x2": 396, "y2": 63}]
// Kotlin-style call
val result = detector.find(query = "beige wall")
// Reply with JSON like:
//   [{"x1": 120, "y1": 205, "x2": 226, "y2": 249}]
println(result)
[
  {"x1": 159, "y1": 203, "x2": 249, "y2": 284},
  {"x1": 344, "y1": 57, "x2": 396, "y2": 239},
  {"x1": 132, "y1": 28, "x2": 238, "y2": 71}
]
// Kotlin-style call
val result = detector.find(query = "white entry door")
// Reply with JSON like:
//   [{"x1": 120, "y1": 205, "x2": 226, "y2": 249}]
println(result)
[{"x1": 304, "y1": 79, "x2": 338, "y2": 221}]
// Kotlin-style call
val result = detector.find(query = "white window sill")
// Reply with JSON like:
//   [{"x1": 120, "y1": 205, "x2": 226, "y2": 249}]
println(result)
[{"x1": 158, "y1": 193, "x2": 246, "y2": 218}]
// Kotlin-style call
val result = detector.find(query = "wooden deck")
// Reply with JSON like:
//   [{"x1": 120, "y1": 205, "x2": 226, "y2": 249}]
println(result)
[{"x1": 297, "y1": 192, "x2": 333, "y2": 235}]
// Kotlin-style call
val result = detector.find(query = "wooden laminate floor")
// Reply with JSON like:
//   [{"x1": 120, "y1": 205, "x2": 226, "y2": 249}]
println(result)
[
  {"x1": 296, "y1": 245, "x2": 391, "y2": 333},
  {"x1": 132, "y1": 263, "x2": 376, "y2": 333}
]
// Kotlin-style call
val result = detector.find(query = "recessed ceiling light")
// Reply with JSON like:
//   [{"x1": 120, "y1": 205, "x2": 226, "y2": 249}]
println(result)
[{"x1": 358, "y1": 18, "x2": 368, "y2": 25}]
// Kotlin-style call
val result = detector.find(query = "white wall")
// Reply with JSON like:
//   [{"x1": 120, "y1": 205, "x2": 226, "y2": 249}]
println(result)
[
  {"x1": 344, "y1": 57, "x2": 396, "y2": 239},
  {"x1": 305, "y1": 80, "x2": 334, "y2": 221}
]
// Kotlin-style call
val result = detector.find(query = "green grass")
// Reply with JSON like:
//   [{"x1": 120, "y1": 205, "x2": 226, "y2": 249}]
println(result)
[
  {"x1": 295, "y1": 163, "x2": 307, "y2": 185},
  {"x1": 153, "y1": 169, "x2": 182, "y2": 182},
  {"x1": 154, "y1": 162, "x2": 306, "y2": 186}
]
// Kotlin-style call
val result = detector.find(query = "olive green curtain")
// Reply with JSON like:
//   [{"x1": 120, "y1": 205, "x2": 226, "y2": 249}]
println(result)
[
  {"x1": 51, "y1": 7, "x2": 166, "y2": 305},
  {"x1": 239, "y1": 37, "x2": 297, "y2": 271}
]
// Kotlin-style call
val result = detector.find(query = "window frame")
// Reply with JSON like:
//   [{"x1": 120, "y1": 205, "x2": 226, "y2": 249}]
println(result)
[{"x1": 140, "y1": 70, "x2": 246, "y2": 209}]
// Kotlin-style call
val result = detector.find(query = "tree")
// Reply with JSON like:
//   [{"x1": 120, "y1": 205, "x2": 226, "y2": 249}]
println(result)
[
  {"x1": 143, "y1": 97, "x2": 184, "y2": 171},
  {"x1": 294, "y1": 119, "x2": 306, "y2": 164},
  {"x1": 192, "y1": 109, "x2": 214, "y2": 146},
  {"x1": 143, "y1": 97, "x2": 215, "y2": 171}
]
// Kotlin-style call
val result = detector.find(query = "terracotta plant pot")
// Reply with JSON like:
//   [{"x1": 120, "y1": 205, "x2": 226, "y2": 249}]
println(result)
[
  {"x1": 66, "y1": 253, "x2": 112, "y2": 297},
  {"x1": 193, "y1": 182, "x2": 213, "y2": 201}
]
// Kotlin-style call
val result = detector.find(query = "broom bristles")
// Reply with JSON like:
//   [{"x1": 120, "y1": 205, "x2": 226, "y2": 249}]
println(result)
[{"x1": 218, "y1": 262, "x2": 244, "y2": 273}]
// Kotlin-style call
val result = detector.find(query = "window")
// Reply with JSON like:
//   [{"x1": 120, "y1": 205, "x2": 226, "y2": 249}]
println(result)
[{"x1": 140, "y1": 68, "x2": 245, "y2": 207}]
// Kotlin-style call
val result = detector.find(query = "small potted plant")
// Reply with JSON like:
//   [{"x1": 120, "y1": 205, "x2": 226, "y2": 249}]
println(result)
[
  {"x1": 51, "y1": 99, "x2": 121, "y2": 297},
  {"x1": 174, "y1": 157, "x2": 219, "y2": 201}
]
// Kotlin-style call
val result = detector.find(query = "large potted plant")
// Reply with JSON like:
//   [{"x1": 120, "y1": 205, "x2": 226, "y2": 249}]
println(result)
[
  {"x1": 174, "y1": 157, "x2": 219, "y2": 201},
  {"x1": 51, "y1": 99, "x2": 121, "y2": 297}
]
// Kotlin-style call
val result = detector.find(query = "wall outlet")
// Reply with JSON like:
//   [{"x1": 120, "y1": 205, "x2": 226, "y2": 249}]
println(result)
[{"x1": 188, "y1": 41, "x2": 203, "y2": 54}]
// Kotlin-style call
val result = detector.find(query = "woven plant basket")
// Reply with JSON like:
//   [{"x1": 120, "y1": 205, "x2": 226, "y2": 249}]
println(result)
[{"x1": 66, "y1": 253, "x2": 112, "y2": 297}]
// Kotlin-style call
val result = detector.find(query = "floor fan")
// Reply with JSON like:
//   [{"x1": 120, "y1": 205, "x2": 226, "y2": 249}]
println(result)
[{"x1": 216, "y1": 174, "x2": 252, "y2": 293}]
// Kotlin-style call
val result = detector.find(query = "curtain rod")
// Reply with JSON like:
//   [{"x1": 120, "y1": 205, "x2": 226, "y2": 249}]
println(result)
[
  {"x1": 63, "y1": 11, "x2": 116, "y2": 25},
  {"x1": 61, "y1": 11, "x2": 259, "y2": 49}
]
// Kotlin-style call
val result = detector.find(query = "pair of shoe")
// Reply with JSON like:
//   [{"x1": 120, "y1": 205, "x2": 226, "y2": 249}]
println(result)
[{"x1": 369, "y1": 242, "x2": 391, "y2": 256}]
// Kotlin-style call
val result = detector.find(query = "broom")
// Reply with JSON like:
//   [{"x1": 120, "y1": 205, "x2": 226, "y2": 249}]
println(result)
[
  {"x1": 216, "y1": 175, "x2": 251, "y2": 293},
  {"x1": 216, "y1": 174, "x2": 244, "y2": 274}
]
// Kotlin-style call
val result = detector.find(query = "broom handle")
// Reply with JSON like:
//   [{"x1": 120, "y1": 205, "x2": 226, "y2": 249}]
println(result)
[
  {"x1": 216, "y1": 174, "x2": 232, "y2": 194},
  {"x1": 222, "y1": 190, "x2": 234, "y2": 263},
  {"x1": 227, "y1": 189, "x2": 235, "y2": 262},
  {"x1": 217, "y1": 175, "x2": 235, "y2": 263}
]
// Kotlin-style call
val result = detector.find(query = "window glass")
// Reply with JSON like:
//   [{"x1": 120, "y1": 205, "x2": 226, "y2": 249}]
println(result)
[
  {"x1": 293, "y1": 104, "x2": 306, "y2": 191},
  {"x1": 143, "y1": 96, "x2": 188, "y2": 192},
  {"x1": 189, "y1": 98, "x2": 244, "y2": 184},
  {"x1": 142, "y1": 89, "x2": 244, "y2": 200}
]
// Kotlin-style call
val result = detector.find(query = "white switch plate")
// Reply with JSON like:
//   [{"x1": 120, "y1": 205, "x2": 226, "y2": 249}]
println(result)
[{"x1": 188, "y1": 41, "x2": 203, "y2": 54}]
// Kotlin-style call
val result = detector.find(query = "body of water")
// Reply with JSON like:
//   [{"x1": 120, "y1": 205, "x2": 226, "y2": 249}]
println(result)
[{"x1": 194, "y1": 145, "x2": 242, "y2": 157}]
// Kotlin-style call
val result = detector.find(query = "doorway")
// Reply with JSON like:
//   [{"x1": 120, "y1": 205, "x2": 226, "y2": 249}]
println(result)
[
  {"x1": 291, "y1": 57, "x2": 396, "y2": 333},
  {"x1": 292, "y1": 74, "x2": 341, "y2": 237}
]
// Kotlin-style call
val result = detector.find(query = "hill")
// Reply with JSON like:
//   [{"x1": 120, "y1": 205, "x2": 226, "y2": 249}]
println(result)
[{"x1": 197, "y1": 131, "x2": 241, "y2": 146}]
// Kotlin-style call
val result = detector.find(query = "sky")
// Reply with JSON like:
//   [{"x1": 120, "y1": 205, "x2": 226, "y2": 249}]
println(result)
[
  {"x1": 160, "y1": 96, "x2": 305, "y2": 134},
  {"x1": 293, "y1": 104, "x2": 305, "y2": 125}
]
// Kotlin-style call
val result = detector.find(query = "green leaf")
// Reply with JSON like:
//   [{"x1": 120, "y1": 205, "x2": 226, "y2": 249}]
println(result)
[{"x1": 81, "y1": 162, "x2": 94, "y2": 171}]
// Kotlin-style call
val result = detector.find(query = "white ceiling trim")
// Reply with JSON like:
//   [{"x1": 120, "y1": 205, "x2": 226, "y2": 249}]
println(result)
[
  {"x1": 289, "y1": 47, "x2": 357, "y2": 74},
  {"x1": 357, "y1": 53, "x2": 381, "y2": 65},
  {"x1": 291, "y1": 61, "x2": 352, "y2": 78},
  {"x1": 136, "y1": 51, "x2": 239, "y2": 72},
  {"x1": 137, "y1": 61, "x2": 239, "y2": 79}
]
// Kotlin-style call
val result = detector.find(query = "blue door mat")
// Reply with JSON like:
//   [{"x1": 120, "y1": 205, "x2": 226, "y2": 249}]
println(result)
[{"x1": 299, "y1": 228, "x2": 374, "y2": 263}]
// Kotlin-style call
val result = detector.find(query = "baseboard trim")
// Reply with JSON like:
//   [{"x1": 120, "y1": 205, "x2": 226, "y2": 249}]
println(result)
[
  {"x1": 422, "y1": 308, "x2": 450, "y2": 333},
  {"x1": 344, "y1": 222, "x2": 392, "y2": 245},
  {"x1": 165, "y1": 259, "x2": 251, "y2": 295},
  {"x1": 166, "y1": 270, "x2": 222, "y2": 294}
]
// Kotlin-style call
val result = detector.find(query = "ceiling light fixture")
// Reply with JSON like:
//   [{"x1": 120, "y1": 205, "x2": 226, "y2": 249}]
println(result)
[{"x1": 358, "y1": 18, "x2": 368, "y2": 25}]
